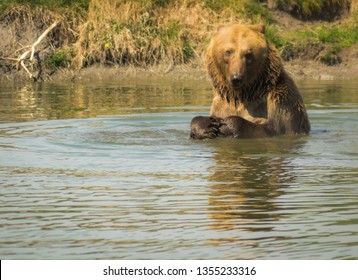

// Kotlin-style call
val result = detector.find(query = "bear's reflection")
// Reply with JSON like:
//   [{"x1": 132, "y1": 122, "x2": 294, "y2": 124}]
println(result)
[{"x1": 207, "y1": 136, "x2": 307, "y2": 232}]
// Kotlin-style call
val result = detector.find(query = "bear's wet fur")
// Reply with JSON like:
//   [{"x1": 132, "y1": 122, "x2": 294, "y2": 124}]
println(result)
[{"x1": 190, "y1": 24, "x2": 310, "y2": 139}]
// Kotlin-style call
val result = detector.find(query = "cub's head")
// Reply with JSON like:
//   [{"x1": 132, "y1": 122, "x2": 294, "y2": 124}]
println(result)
[{"x1": 205, "y1": 24, "x2": 280, "y2": 101}]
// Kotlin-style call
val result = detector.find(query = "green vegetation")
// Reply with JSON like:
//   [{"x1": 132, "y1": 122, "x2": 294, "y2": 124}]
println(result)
[
  {"x1": 45, "y1": 47, "x2": 74, "y2": 68},
  {"x1": 268, "y1": 9, "x2": 358, "y2": 64},
  {"x1": 319, "y1": 51, "x2": 342, "y2": 65},
  {"x1": 316, "y1": 24, "x2": 358, "y2": 48},
  {"x1": 273, "y1": 0, "x2": 349, "y2": 20},
  {"x1": 1, "y1": 0, "x2": 358, "y2": 69}
]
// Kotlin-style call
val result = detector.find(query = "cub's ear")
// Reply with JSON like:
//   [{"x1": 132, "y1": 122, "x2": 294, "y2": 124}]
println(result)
[{"x1": 251, "y1": 24, "x2": 265, "y2": 34}]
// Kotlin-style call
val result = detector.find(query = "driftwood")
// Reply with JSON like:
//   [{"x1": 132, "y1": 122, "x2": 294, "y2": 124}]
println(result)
[{"x1": 0, "y1": 21, "x2": 58, "y2": 81}]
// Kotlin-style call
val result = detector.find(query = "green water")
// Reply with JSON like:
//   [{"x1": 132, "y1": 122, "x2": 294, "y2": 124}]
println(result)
[{"x1": 0, "y1": 78, "x2": 357, "y2": 259}]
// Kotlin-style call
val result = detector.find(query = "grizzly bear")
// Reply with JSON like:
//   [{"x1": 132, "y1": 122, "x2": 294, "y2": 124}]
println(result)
[{"x1": 190, "y1": 24, "x2": 310, "y2": 139}]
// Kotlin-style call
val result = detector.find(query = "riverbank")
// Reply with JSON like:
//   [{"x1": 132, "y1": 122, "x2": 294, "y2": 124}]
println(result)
[
  {"x1": 43, "y1": 53, "x2": 358, "y2": 82},
  {"x1": 2, "y1": 56, "x2": 358, "y2": 83},
  {"x1": 1, "y1": 0, "x2": 358, "y2": 82}
]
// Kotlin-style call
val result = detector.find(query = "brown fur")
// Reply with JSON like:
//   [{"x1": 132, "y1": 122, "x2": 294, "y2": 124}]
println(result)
[{"x1": 190, "y1": 24, "x2": 310, "y2": 139}]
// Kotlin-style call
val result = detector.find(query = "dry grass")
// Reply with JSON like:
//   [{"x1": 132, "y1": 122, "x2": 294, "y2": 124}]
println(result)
[
  {"x1": 1, "y1": 4, "x2": 82, "y2": 44},
  {"x1": 1, "y1": 0, "x2": 358, "y2": 72},
  {"x1": 73, "y1": 0, "x2": 207, "y2": 68},
  {"x1": 72, "y1": 0, "x2": 267, "y2": 68},
  {"x1": 0, "y1": 0, "x2": 278, "y2": 70}
]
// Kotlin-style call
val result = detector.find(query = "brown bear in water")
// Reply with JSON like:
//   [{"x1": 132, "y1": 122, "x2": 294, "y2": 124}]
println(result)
[{"x1": 190, "y1": 24, "x2": 310, "y2": 139}]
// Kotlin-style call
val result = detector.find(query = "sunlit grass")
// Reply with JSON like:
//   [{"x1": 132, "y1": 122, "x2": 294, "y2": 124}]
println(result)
[{"x1": 1, "y1": 0, "x2": 357, "y2": 69}]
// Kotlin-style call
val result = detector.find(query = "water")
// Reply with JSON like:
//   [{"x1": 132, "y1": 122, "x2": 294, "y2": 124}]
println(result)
[{"x1": 0, "y1": 78, "x2": 357, "y2": 259}]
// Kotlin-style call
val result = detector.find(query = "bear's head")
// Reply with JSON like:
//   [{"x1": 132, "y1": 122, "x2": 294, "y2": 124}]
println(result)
[{"x1": 205, "y1": 24, "x2": 282, "y2": 102}]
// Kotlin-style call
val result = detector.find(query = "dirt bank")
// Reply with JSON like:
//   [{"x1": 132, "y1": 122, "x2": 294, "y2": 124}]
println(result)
[
  {"x1": 2, "y1": 55, "x2": 358, "y2": 83},
  {"x1": 285, "y1": 46, "x2": 358, "y2": 80},
  {"x1": 62, "y1": 46, "x2": 358, "y2": 82}
]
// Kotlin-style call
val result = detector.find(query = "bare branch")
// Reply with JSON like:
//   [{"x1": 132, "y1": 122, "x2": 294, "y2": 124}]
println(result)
[
  {"x1": 30, "y1": 21, "x2": 59, "y2": 61},
  {"x1": 20, "y1": 60, "x2": 33, "y2": 79},
  {"x1": 7, "y1": 21, "x2": 60, "y2": 80},
  {"x1": 0, "y1": 57, "x2": 19, "y2": 62}
]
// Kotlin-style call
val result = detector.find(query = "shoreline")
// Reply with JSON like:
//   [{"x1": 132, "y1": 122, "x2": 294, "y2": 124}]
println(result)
[{"x1": 2, "y1": 57, "x2": 358, "y2": 83}]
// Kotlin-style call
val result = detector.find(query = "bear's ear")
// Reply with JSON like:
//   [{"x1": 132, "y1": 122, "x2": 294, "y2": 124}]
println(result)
[
  {"x1": 211, "y1": 24, "x2": 227, "y2": 37},
  {"x1": 216, "y1": 24, "x2": 226, "y2": 32},
  {"x1": 251, "y1": 24, "x2": 266, "y2": 34}
]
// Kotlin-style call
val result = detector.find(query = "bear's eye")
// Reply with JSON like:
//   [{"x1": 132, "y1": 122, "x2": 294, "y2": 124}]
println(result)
[
  {"x1": 225, "y1": 50, "x2": 233, "y2": 57},
  {"x1": 245, "y1": 53, "x2": 253, "y2": 61}
]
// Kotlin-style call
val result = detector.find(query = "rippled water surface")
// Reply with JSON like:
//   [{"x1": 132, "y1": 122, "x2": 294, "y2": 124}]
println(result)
[{"x1": 0, "y1": 78, "x2": 357, "y2": 259}]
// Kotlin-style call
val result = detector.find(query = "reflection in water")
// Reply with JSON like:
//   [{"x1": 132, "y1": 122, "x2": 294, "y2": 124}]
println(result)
[
  {"x1": 0, "y1": 79, "x2": 212, "y2": 123},
  {"x1": 208, "y1": 137, "x2": 305, "y2": 233}
]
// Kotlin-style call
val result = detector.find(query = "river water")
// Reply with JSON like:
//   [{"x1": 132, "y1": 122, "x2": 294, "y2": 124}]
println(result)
[{"x1": 0, "y1": 78, "x2": 357, "y2": 259}]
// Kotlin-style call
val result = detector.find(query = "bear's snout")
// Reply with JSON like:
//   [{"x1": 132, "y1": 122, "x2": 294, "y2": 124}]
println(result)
[{"x1": 230, "y1": 74, "x2": 243, "y2": 89}]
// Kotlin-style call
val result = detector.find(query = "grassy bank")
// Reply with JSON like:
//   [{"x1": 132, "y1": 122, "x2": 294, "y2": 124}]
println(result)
[
  {"x1": 1, "y1": 0, "x2": 358, "y2": 77},
  {"x1": 273, "y1": 0, "x2": 350, "y2": 20}
]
